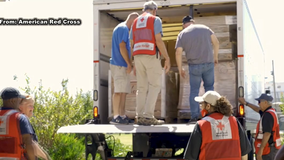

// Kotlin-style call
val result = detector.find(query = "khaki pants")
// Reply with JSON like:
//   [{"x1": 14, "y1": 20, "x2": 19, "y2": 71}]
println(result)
[
  {"x1": 134, "y1": 54, "x2": 162, "y2": 118},
  {"x1": 110, "y1": 64, "x2": 131, "y2": 93}
]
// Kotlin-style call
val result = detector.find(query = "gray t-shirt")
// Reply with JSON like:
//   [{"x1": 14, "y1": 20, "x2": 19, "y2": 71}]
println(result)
[{"x1": 175, "y1": 24, "x2": 214, "y2": 65}]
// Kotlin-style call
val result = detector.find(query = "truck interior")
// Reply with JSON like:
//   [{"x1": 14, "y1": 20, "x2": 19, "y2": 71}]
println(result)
[
  {"x1": 82, "y1": 2, "x2": 249, "y2": 160},
  {"x1": 99, "y1": 1, "x2": 239, "y2": 125}
]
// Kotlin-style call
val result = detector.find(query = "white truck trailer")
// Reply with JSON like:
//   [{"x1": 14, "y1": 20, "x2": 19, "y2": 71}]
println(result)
[{"x1": 57, "y1": 0, "x2": 266, "y2": 159}]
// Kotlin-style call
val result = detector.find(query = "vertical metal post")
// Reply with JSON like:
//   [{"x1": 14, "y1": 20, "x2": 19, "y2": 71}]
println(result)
[
  {"x1": 272, "y1": 60, "x2": 277, "y2": 103},
  {"x1": 189, "y1": 5, "x2": 194, "y2": 18}
]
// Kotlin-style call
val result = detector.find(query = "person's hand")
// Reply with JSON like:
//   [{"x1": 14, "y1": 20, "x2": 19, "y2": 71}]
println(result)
[
  {"x1": 164, "y1": 58, "x2": 171, "y2": 74},
  {"x1": 126, "y1": 65, "x2": 132, "y2": 74},
  {"x1": 180, "y1": 68, "x2": 186, "y2": 78},
  {"x1": 238, "y1": 97, "x2": 246, "y2": 105},
  {"x1": 256, "y1": 151, "x2": 262, "y2": 160},
  {"x1": 214, "y1": 57, "x2": 218, "y2": 66}
]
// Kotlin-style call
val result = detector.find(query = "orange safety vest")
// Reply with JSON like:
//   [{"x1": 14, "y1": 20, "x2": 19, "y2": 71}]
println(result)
[
  {"x1": 0, "y1": 109, "x2": 25, "y2": 160},
  {"x1": 132, "y1": 12, "x2": 160, "y2": 56},
  {"x1": 254, "y1": 108, "x2": 282, "y2": 155},
  {"x1": 198, "y1": 113, "x2": 241, "y2": 160}
]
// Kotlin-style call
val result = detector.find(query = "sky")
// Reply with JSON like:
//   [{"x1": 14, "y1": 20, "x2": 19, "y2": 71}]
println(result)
[
  {"x1": 0, "y1": 0, "x2": 93, "y2": 95},
  {"x1": 0, "y1": 0, "x2": 283, "y2": 95},
  {"x1": 247, "y1": 0, "x2": 283, "y2": 82}
]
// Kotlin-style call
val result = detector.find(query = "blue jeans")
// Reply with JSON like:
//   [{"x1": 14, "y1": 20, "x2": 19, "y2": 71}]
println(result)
[{"x1": 189, "y1": 62, "x2": 214, "y2": 119}]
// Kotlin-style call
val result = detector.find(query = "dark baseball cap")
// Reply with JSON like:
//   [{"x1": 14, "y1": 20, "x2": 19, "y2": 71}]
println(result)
[
  {"x1": 182, "y1": 15, "x2": 194, "y2": 24},
  {"x1": 0, "y1": 87, "x2": 26, "y2": 100},
  {"x1": 255, "y1": 93, "x2": 273, "y2": 102}
]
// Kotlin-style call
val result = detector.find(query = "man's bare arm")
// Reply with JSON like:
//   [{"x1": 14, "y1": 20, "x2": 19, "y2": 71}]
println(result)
[
  {"x1": 246, "y1": 103, "x2": 260, "y2": 113},
  {"x1": 241, "y1": 154, "x2": 248, "y2": 160},
  {"x1": 211, "y1": 34, "x2": 219, "y2": 60},
  {"x1": 130, "y1": 40, "x2": 134, "y2": 65},
  {"x1": 119, "y1": 41, "x2": 131, "y2": 66},
  {"x1": 22, "y1": 134, "x2": 36, "y2": 160},
  {"x1": 238, "y1": 98, "x2": 260, "y2": 113},
  {"x1": 155, "y1": 33, "x2": 169, "y2": 61},
  {"x1": 34, "y1": 141, "x2": 49, "y2": 160},
  {"x1": 175, "y1": 47, "x2": 183, "y2": 73}
]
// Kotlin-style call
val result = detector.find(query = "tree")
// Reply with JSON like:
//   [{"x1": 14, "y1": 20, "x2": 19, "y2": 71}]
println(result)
[{"x1": 21, "y1": 75, "x2": 93, "y2": 159}]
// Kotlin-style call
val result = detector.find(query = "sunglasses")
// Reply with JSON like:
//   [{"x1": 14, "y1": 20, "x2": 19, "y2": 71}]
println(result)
[{"x1": 258, "y1": 100, "x2": 267, "y2": 104}]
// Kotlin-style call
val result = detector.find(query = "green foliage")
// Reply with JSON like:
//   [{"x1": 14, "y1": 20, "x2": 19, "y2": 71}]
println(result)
[
  {"x1": 49, "y1": 133, "x2": 85, "y2": 160},
  {"x1": 20, "y1": 75, "x2": 93, "y2": 160},
  {"x1": 279, "y1": 93, "x2": 284, "y2": 144},
  {"x1": 280, "y1": 92, "x2": 284, "y2": 112},
  {"x1": 106, "y1": 136, "x2": 132, "y2": 157},
  {"x1": 94, "y1": 136, "x2": 132, "y2": 160}
]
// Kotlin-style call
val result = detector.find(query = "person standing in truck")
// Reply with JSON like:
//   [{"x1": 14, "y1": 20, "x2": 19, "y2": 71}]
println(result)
[
  {"x1": 109, "y1": 12, "x2": 139, "y2": 124},
  {"x1": 175, "y1": 15, "x2": 220, "y2": 123},
  {"x1": 130, "y1": 0, "x2": 171, "y2": 125},
  {"x1": 0, "y1": 87, "x2": 36, "y2": 160},
  {"x1": 184, "y1": 91, "x2": 252, "y2": 160},
  {"x1": 239, "y1": 94, "x2": 282, "y2": 160}
]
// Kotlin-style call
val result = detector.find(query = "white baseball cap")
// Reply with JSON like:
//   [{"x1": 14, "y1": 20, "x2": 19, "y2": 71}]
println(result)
[{"x1": 194, "y1": 91, "x2": 221, "y2": 106}]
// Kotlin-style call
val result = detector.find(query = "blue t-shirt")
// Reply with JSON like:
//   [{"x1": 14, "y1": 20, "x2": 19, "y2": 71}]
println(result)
[
  {"x1": 30, "y1": 124, "x2": 38, "y2": 142},
  {"x1": 110, "y1": 22, "x2": 131, "y2": 68}
]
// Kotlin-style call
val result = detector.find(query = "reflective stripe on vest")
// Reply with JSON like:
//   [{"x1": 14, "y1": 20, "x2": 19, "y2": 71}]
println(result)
[
  {"x1": 0, "y1": 110, "x2": 18, "y2": 135},
  {"x1": 198, "y1": 113, "x2": 241, "y2": 160},
  {"x1": 133, "y1": 42, "x2": 154, "y2": 52},
  {"x1": 257, "y1": 109, "x2": 279, "y2": 139},
  {"x1": 0, "y1": 109, "x2": 23, "y2": 159},
  {"x1": 203, "y1": 116, "x2": 233, "y2": 140},
  {"x1": 132, "y1": 12, "x2": 157, "y2": 56},
  {"x1": 0, "y1": 158, "x2": 19, "y2": 160},
  {"x1": 254, "y1": 108, "x2": 282, "y2": 155}
]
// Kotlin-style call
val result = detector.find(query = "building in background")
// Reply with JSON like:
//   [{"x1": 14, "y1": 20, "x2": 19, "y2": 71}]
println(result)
[
  {"x1": 265, "y1": 78, "x2": 284, "y2": 112},
  {"x1": 265, "y1": 81, "x2": 284, "y2": 102}
]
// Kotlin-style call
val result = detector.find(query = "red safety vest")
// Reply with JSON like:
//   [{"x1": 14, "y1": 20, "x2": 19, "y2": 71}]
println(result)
[
  {"x1": 254, "y1": 108, "x2": 282, "y2": 155},
  {"x1": 132, "y1": 12, "x2": 159, "y2": 56},
  {"x1": 0, "y1": 109, "x2": 25, "y2": 160},
  {"x1": 198, "y1": 113, "x2": 241, "y2": 160}
]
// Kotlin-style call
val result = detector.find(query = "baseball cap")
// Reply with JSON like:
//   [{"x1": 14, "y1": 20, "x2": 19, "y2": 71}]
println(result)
[
  {"x1": 194, "y1": 91, "x2": 221, "y2": 106},
  {"x1": 255, "y1": 94, "x2": 273, "y2": 102},
  {"x1": 182, "y1": 15, "x2": 194, "y2": 24},
  {"x1": 0, "y1": 87, "x2": 26, "y2": 100}
]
